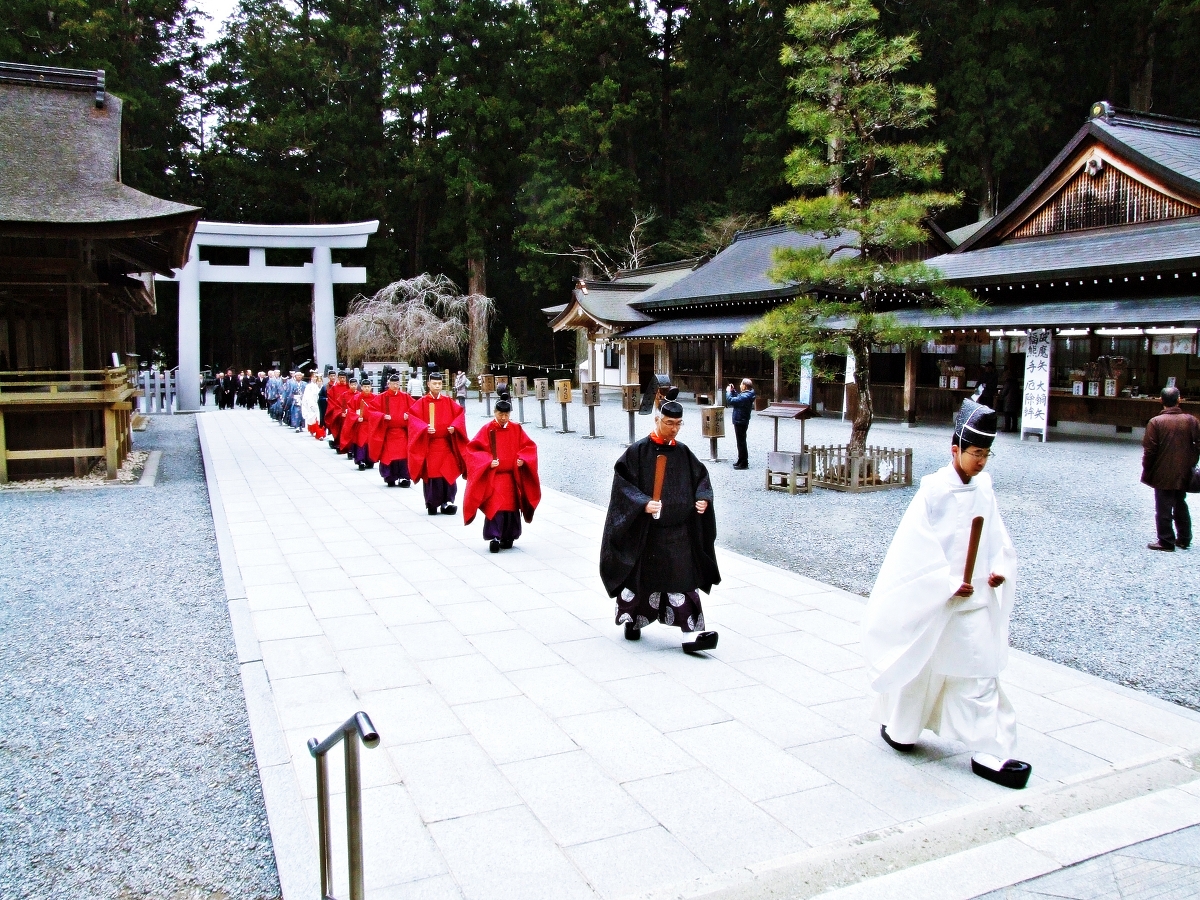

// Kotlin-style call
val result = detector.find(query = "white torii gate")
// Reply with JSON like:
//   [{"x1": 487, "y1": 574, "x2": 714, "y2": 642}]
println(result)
[{"x1": 161, "y1": 220, "x2": 379, "y2": 412}]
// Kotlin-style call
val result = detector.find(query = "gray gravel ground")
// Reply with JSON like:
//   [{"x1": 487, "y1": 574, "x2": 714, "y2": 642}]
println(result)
[
  {"x1": 0, "y1": 416, "x2": 280, "y2": 900},
  {"x1": 479, "y1": 389, "x2": 1200, "y2": 711}
]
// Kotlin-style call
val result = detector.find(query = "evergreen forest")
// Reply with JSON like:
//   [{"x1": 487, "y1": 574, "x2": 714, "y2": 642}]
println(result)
[{"x1": 5, "y1": 0, "x2": 1200, "y2": 370}]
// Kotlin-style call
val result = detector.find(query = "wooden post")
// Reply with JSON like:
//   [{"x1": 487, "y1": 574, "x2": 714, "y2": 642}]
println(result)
[
  {"x1": 0, "y1": 410, "x2": 7, "y2": 484},
  {"x1": 104, "y1": 407, "x2": 118, "y2": 479},
  {"x1": 68, "y1": 287, "x2": 88, "y2": 475},
  {"x1": 903, "y1": 343, "x2": 919, "y2": 427},
  {"x1": 773, "y1": 356, "x2": 783, "y2": 403},
  {"x1": 714, "y1": 340, "x2": 725, "y2": 405}
]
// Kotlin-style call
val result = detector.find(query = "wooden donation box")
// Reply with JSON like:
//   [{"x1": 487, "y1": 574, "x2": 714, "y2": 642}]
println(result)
[
  {"x1": 621, "y1": 384, "x2": 640, "y2": 412},
  {"x1": 582, "y1": 382, "x2": 601, "y2": 406},
  {"x1": 496, "y1": 376, "x2": 509, "y2": 392},
  {"x1": 701, "y1": 405, "x2": 725, "y2": 438},
  {"x1": 479, "y1": 374, "x2": 496, "y2": 393},
  {"x1": 511, "y1": 377, "x2": 527, "y2": 398},
  {"x1": 534, "y1": 378, "x2": 549, "y2": 400},
  {"x1": 554, "y1": 379, "x2": 573, "y2": 403}
]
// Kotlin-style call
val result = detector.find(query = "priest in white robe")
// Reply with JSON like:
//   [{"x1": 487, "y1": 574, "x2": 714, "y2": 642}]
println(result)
[{"x1": 863, "y1": 400, "x2": 1031, "y2": 789}]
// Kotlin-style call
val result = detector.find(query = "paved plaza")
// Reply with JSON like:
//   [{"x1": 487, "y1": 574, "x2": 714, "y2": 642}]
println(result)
[{"x1": 197, "y1": 408, "x2": 1200, "y2": 900}]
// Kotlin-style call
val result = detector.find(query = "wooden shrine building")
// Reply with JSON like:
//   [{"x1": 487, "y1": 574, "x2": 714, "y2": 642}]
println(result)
[{"x1": 0, "y1": 62, "x2": 200, "y2": 480}]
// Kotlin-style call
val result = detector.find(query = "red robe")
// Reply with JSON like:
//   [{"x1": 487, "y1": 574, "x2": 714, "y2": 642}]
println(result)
[
  {"x1": 408, "y1": 393, "x2": 467, "y2": 484},
  {"x1": 325, "y1": 383, "x2": 350, "y2": 442},
  {"x1": 342, "y1": 392, "x2": 385, "y2": 453},
  {"x1": 369, "y1": 389, "x2": 413, "y2": 465},
  {"x1": 463, "y1": 421, "x2": 541, "y2": 525}
]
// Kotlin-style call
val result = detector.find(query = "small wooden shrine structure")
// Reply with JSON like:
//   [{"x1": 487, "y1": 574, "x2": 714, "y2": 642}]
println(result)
[{"x1": 0, "y1": 62, "x2": 200, "y2": 480}]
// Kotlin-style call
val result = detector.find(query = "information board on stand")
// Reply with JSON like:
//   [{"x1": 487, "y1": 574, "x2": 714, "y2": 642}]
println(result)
[{"x1": 1020, "y1": 328, "x2": 1052, "y2": 442}]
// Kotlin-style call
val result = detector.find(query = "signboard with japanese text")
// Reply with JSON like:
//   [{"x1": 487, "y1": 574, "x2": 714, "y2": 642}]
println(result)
[{"x1": 1021, "y1": 328, "x2": 1052, "y2": 442}]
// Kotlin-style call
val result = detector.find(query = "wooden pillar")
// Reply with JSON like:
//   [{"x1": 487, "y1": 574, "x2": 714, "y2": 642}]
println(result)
[
  {"x1": 68, "y1": 288, "x2": 88, "y2": 475},
  {"x1": 773, "y1": 355, "x2": 783, "y2": 403},
  {"x1": 104, "y1": 406, "x2": 118, "y2": 479},
  {"x1": 0, "y1": 410, "x2": 7, "y2": 484},
  {"x1": 714, "y1": 340, "x2": 725, "y2": 405},
  {"x1": 903, "y1": 343, "x2": 919, "y2": 427}
]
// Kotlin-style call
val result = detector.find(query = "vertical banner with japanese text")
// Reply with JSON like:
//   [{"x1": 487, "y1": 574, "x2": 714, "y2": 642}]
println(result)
[{"x1": 1021, "y1": 328, "x2": 1052, "y2": 442}]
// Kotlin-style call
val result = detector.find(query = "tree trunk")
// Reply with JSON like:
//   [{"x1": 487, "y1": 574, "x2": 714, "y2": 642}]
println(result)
[
  {"x1": 979, "y1": 153, "x2": 998, "y2": 220},
  {"x1": 849, "y1": 337, "x2": 873, "y2": 456},
  {"x1": 467, "y1": 253, "x2": 488, "y2": 377},
  {"x1": 1129, "y1": 27, "x2": 1154, "y2": 111}
]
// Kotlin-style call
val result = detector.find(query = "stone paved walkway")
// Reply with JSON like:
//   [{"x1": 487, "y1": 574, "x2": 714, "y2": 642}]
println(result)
[{"x1": 197, "y1": 410, "x2": 1200, "y2": 900}]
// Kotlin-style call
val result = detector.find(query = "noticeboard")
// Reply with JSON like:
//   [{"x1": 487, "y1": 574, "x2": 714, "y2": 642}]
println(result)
[{"x1": 1021, "y1": 328, "x2": 1052, "y2": 442}]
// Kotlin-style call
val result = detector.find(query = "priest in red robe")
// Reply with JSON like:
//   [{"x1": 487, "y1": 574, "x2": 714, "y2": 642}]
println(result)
[
  {"x1": 324, "y1": 372, "x2": 350, "y2": 451},
  {"x1": 370, "y1": 373, "x2": 413, "y2": 487},
  {"x1": 408, "y1": 367, "x2": 467, "y2": 515},
  {"x1": 349, "y1": 379, "x2": 385, "y2": 470},
  {"x1": 464, "y1": 392, "x2": 541, "y2": 551},
  {"x1": 337, "y1": 377, "x2": 366, "y2": 460}
]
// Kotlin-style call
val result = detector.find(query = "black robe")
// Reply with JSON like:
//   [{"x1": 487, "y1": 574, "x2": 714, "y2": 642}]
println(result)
[{"x1": 600, "y1": 437, "x2": 720, "y2": 598}]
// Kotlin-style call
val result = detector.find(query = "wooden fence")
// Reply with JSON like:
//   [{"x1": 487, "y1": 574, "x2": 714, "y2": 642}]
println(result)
[
  {"x1": 138, "y1": 368, "x2": 177, "y2": 414},
  {"x1": 809, "y1": 444, "x2": 913, "y2": 493},
  {"x1": 0, "y1": 367, "x2": 136, "y2": 482}
]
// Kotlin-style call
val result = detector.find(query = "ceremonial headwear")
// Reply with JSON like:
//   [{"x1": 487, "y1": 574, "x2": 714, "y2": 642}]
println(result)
[
  {"x1": 388, "y1": 373, "x2": 401, "y2": 383},
  {"x1": 427, "y1": 369, "x2": 443, "y2": 382},
  {"x1": 660, "y1": 386, "x2": 683, "y2": 419},
  {"x1": 954, "y1": 399, "x2": 997, "y2": 450},
  {"x1": 495, "y1": 391, "x2": 512, "y2": 413},
  {"x1": 348, "y1": 377, "x2": 360, "y2": 386}
]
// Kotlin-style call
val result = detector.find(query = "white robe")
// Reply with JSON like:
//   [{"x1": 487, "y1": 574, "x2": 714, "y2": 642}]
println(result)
[
  {"x1": 863, "y1": 464, "x2": 1019, "y2": 756},
  {"x1": 301, "y1": 382, "x2": 322, "y2": 426}
]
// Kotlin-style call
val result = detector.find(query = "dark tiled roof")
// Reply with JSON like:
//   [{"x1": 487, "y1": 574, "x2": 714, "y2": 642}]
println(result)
[
  {"x1": 569, "y1": 284, "x2": 655, "y2": 325},
  {"x1": 0, "y1": 79, "x2": 200, "y2": 230},
  {"x1": 870, "y1": 295, "x2": 1200, "y2": 329},
  {"x1": 613, "y1": 312, "x2": 764, "y2": 340},
  {"x1": 1094, "y1": 113, "x2": 1200, "y2": 189},
  {"x1": 927, "y1": 218, "x2": 1200, "y2": 284},
  {"x1": 633, "y1": 226, "x2": 858, "y2": 309}
]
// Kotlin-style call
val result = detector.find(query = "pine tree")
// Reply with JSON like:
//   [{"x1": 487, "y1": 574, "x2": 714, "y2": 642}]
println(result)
[{"x1": 735, "y1": 0, "x2": 974, "y2": 456}]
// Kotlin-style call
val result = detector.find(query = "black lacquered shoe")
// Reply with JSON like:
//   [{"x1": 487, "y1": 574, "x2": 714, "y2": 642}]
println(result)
[
  {"x1": 441, "y1": 503, "x2": 458, "y2": 515},
  {"x1": 399, "y1": 479, "x2": 411, "y2": 488},
  {"x1": 499, "y1": 540, "x2": 513, "y2": 550},
  {"x1": 427, "y1": 506, "x2": 438, "y2": 516},
  {"x1": 489, "y1": 540, "x2": 500, "y2": 553},
  {"x1": 971, "y1": 757, "x2": 1032, "y2": 789},
  {"x1": 624, "y1": 623, "x2": 641, "y2": 641},
  {"x1": 683, "y1": 631, "x2": 718, "y2": 654},
  {"x1": 880, "y1": 725, "x2": 916, "y2": 752}
]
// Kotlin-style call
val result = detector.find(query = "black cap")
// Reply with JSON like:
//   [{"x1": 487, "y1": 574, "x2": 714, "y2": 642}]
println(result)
[
  {"x1": 954, "y1": 399, "x2": 997, "y2": 449},
  {"x1": 495, "y1": 391, "x2": 512, "y2": 412},
  {"x1": 388, "y1": 373, "x2": 401, "y2": 383},
  {"x1": 660, "y1": 386, "x2": 683, "y2": 418}
]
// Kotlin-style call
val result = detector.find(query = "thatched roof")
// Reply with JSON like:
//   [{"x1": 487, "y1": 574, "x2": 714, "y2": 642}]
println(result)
[{"x1": 0, "y1": 62, "x2": 200, "y2": 272}]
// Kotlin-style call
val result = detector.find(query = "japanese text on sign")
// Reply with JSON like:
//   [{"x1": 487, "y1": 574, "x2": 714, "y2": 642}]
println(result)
[{"x1": 1021, "y1": 329, "x2": 1052, "y2": 441}]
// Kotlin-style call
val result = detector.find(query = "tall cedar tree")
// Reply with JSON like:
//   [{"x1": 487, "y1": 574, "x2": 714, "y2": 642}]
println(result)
[{"x1": 736, "y1": 0, "x2": 974, "y2": 455}]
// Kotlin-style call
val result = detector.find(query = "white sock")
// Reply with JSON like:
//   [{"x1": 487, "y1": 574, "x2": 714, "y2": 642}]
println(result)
[{"x1": 972, "y1": 753, "x2": 1005, "y2": 771}]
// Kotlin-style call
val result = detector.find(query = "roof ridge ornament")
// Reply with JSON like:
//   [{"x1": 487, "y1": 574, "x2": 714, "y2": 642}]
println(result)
[{"x1": 0, "y1": 61, "x2": 106, "y2": 108}]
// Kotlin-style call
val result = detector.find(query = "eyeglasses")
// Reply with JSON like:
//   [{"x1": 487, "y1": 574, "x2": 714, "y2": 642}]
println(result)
[{"x1": 962, "y1": 448, "x2": 994, "y2": 460}]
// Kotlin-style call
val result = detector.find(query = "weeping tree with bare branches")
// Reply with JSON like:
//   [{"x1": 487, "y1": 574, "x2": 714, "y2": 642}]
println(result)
[{"x1": 336, "y1": 274, "x2": 495, "y2": 369}]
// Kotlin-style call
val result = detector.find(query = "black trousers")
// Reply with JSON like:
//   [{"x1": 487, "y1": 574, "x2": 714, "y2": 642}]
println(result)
[
  {"x1": 734, "y1": 421, "x2": 749, "y2": 467},
  {"x1": 1155, "y1": 488, "x2": 1192, "y2": 546}
]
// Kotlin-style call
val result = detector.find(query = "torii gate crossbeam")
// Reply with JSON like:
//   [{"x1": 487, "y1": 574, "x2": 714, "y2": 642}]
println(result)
[{"x1": 159, "y1": 220, "x2": 379, "y2": 412}]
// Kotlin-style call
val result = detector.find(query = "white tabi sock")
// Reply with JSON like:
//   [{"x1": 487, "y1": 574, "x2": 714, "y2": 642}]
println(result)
[{"x1": 972, "y1": 752, "x2": 1007, "y2": 771}]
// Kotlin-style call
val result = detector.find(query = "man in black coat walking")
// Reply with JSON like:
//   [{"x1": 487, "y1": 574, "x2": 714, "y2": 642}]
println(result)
[
  {"x1": 726, "y1": 378, "x2": 756, "y2": 470},
  {"x1": 1142, "y1": 386, "x2": 1200, "y2": 551}
]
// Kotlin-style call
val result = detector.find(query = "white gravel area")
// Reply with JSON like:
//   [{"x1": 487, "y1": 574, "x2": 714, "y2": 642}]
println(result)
[
  {"x1": 0, "y1": 416, "x2": 279, "y2": 900},
  {"x1": 475, "y1": 389, "x2": 1200, "y2": 711}
]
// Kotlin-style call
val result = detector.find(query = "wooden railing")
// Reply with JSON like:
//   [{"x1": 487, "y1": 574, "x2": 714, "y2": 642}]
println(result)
[
  {"x1": 0, "y1": 367, "x2": 137, "y2": 483},
  {"x1": 810, "y1": 444, "x2": 913, "y2": 493}
]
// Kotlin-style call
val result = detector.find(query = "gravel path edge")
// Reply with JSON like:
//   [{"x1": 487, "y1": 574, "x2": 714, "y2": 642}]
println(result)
[{"x1": 195, "y1": 414, "x2": 322, "y2": 900}]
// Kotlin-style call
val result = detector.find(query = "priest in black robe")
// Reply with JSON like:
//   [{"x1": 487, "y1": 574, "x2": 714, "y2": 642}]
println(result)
[{"x1": 600, "y1": 388, "x2": 720, "y2": 653}]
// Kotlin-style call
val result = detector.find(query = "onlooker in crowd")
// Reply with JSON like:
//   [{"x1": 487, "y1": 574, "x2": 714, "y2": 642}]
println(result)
[
  {"x1": 975, "y1": 362, "x2": 997, "y2": 408},
  {"x1": 455, "y1": 370, "x2": 469, "y2": 406},
  {"x1": 726, "y1": 378, "x2": 756, "y2": 470},
  {"x1": 1142, "y1": 385, "x2": 1200, "y2": 551},
  {"x1": 997, "y1": 364, "x2": 1020, "y2": 433}
]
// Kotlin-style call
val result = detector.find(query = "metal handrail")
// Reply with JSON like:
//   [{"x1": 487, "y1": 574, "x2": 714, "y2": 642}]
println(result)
[{"x1": 307, "y1": 712, "x2": 380, "y2": 900}]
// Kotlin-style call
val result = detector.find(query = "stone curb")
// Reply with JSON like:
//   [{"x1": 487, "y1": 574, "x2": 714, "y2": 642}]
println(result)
[{"x1": 195, "y1": 415, "x2": 319, "y2": 900}]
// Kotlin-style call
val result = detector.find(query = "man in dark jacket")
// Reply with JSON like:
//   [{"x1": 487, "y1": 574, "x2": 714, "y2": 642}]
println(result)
[
  {"x1": 1142, "y1": 386, "x2": 1200, "y2": 551},
  {"x1": 726, "y1": 378, "x2": 756, "y2": 470}
]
